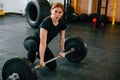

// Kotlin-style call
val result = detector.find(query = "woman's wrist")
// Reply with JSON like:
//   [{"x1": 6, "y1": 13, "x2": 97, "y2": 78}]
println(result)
[
  {"x1": 61, "y1": 49, "x2": 64, "y2": 52},
  {"x1": 40, "y1": 59, "x2": 44, "y2": 62}
]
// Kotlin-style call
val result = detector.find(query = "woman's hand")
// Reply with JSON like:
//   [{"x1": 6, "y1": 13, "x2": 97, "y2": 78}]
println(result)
[
  {"x1": 39, "y1": 60, "x2": 45, "y2": 68},
  {"x1": 59, "y1": 51, "x2": 65, "y2": 57}
]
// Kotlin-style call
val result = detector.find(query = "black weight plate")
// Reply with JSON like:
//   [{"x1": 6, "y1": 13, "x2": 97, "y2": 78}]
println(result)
[
  {"x1": 2, "y1": 57, "x2": 37, "y2": 80},
  {"x1": 65, "y1": 37, "x2": 87, "y2": 62}
]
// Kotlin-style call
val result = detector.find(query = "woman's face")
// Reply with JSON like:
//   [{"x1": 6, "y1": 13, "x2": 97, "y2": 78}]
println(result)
[{"x1": 51, "y1": 7, "x2": 64, "y2": 21}]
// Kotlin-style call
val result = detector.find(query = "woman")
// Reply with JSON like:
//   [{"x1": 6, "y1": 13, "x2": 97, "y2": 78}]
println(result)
[{"x1": 24, "y1": 2, "x2": 66, "y2": 70}]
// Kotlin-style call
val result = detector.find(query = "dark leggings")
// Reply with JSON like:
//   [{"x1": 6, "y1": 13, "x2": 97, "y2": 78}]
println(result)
[{"x1": 23, "y1": 37, "x2": 57, "y2": 70}]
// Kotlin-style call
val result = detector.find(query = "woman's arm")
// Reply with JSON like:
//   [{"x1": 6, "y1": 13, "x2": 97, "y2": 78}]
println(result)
[
  {"x1": 59, "y1": 30, "x2": 65, "y2": 51},
  {"x1": 39, "y1": 28, "x2": 47, "y2": 67}
]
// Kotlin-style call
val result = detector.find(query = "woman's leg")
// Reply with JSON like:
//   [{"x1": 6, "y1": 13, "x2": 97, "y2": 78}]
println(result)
[
  {"x1": 44, "y1": 47, "x2": 57, "y2": 70},
  {"x1": 24, "y1": 38, "x2": 38, "y2": 63}
]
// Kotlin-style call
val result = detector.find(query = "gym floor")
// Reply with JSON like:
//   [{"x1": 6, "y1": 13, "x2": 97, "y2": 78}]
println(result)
[{"x1": 0, "y1": 14, "x2": 120, "y2": 80}]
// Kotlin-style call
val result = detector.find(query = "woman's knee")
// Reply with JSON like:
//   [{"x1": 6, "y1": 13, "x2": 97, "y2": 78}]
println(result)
[{"x1": 24, "y1": 39, "x2": 37, "y2": 52}]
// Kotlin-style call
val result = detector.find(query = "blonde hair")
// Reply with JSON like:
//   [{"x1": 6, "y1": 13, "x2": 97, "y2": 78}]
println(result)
[{"x1": 51, "y1": 2, "x2": 64, "y2": 12}]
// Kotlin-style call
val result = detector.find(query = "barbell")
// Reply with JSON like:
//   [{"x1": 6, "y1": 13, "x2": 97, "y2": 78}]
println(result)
[{"x1": 2, "y1": 37, "x2": 87, "y2": 80}]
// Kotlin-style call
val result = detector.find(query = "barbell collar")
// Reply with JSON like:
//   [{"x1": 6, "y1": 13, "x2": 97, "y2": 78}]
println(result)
[
  {"x1": 35, "y1": 48, "x2": 75, "y2": 69},
  {"x1": 7, "y1": 73, "x2": 20, "y2": 80}
]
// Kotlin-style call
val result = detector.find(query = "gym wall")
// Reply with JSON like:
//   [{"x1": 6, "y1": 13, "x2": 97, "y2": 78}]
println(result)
[
  {"x1": 49, "y1": 0, "x2": 64, "y2": 5},
  {"x1": 107, "y1": 0, "x2": 120, "y2": 22},
  {"x1": 0, "y1": 0, "x2": 29, "y2": 15},
  {"x1": 71, "y1": 0, "x2": 120, "y2": 22}
]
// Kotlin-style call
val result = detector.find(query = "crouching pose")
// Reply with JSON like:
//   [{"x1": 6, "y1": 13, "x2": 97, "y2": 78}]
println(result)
[{"x1": 24, "y1": 2, "x2": 66, "y2": 70}]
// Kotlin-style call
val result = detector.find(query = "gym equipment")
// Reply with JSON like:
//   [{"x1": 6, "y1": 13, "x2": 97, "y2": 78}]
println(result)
[
  {"x1": 79, "y1": 14, "x2": 89, "y2": 22},
  {"x1": 69, "y1": 13, "x2": 79, "y2": 22},
  {"x1": 64, "y1": 5, "x2": 74, "y2": 13},
  {"x1": 92, "y1": 15, "x2": 108, "y2": 26},
  {"x1": 65, "y1": 37, "x2": 87, "y2": 62},
  {"x1": 25, "y1": 0, "x2": 51, "y2": 28},
  {"x1": 88, "y1": 13, "x2": 97, "y2": 22},
  {"x1": 2, "y1": 37, "x2": 87, "y2": 80},
  {"x1": 96, "y1": 0, "x2": 108, "y2": 28},
  {"x1": 65, "y1": 12, "x2": 79, "y2": 22},
  {"x1": 64, "y1": 0, "x2": 79, "y2": 22},
  {"x1": 92, "y1": 18, "x2": 97, "y2": 24},
  {"x1": 2, "y1": 58, "x2": 37, "y2": 80},
  {"x1": 99, "y1": 15, "x2": 108, "y2": 23},
  {"x1": 68, "y1": 6, "x2": 74, "y2": 13},
  {"x1": 64, "y1": 0, "x2": 72, "y2": 14},
  {"x1": 112, "y1": 0, "x2": 118, "y2": 25}
]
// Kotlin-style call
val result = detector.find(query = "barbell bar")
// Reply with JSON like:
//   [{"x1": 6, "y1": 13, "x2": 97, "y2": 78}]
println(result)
[{"x1": 35, "y1": 48, "x2": 75, "y2": 69}]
